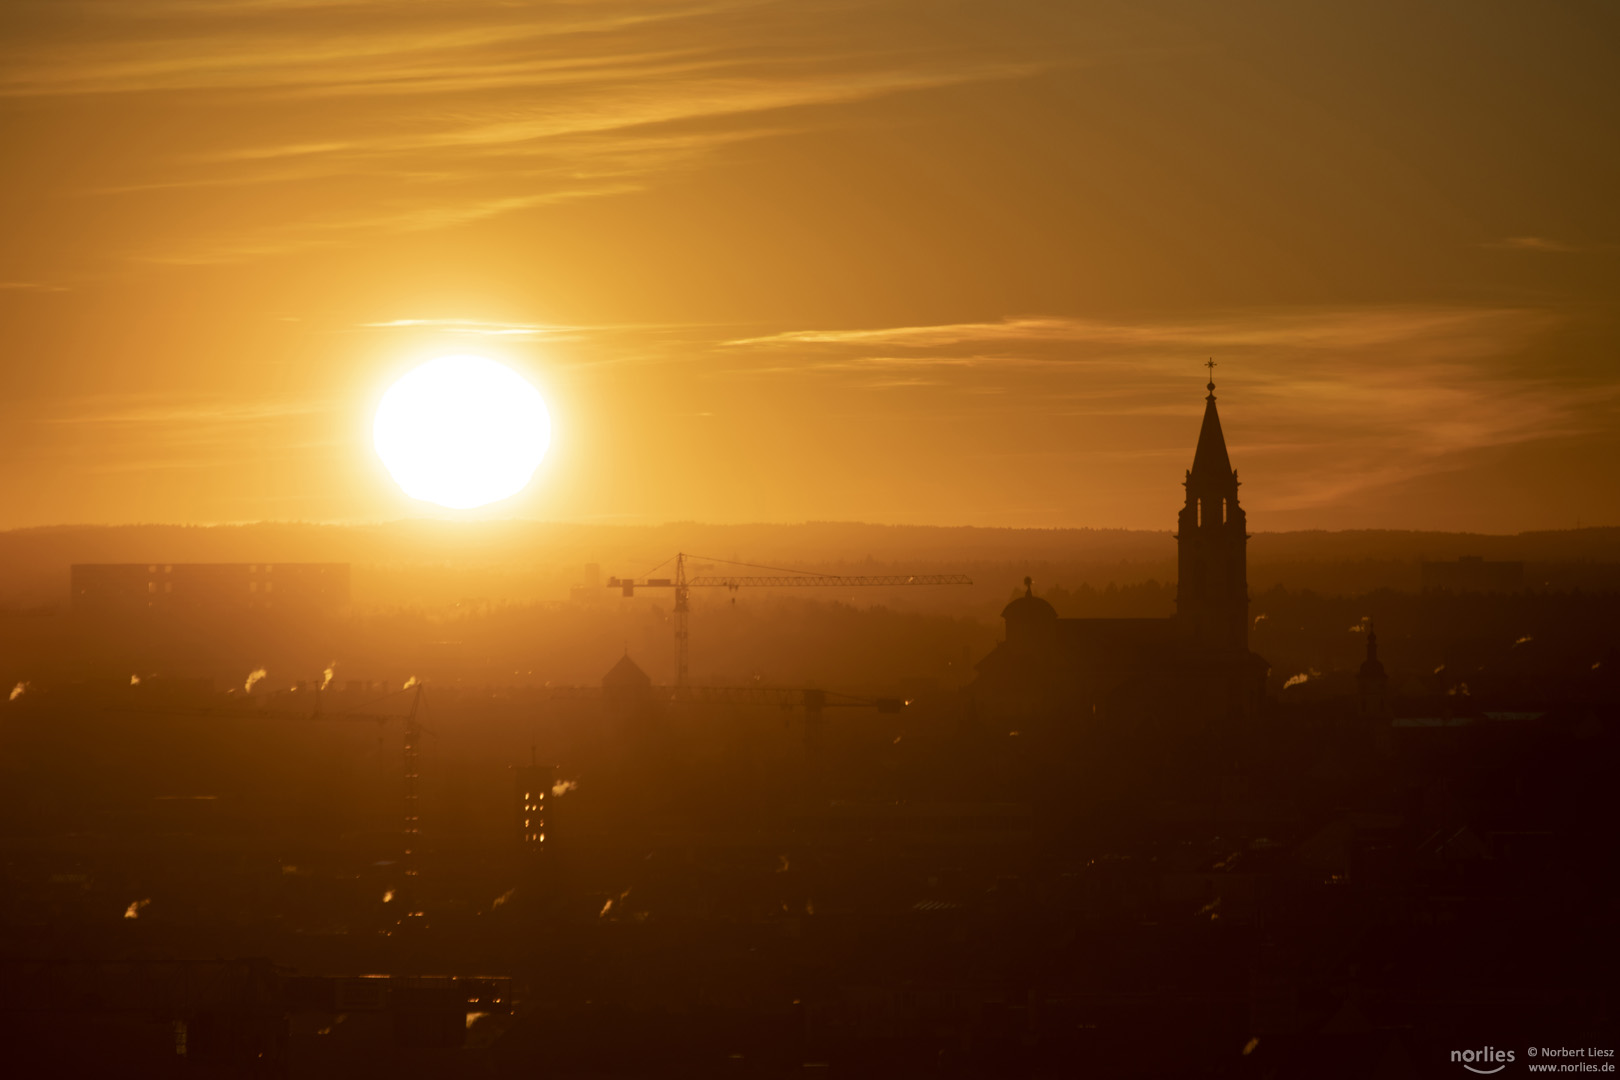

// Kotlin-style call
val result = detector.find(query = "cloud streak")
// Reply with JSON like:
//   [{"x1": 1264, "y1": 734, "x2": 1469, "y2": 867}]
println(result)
[
  {"x1": 1, "y1": 0, "x2": 1061, "y2": 262},
  {"x1": 1483, "y1": 236, "x2": 1576, "y2": 253},
  {"x1": 26, "y1": 394, "x2": 344, "y2": 474},
  {"x1": 720, "y1": 306, "x2": 1613, "y2": 511}
]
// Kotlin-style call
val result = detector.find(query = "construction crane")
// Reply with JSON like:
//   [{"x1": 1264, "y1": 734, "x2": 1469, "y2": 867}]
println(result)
[
  {"x1": 109, "y1": 676, "x2": 432, "y2": 921},
  {"x1": 311, "y1": 680, "x2": 429, "y2": 924},
  {"x1": 607, "y1": 552, "x2": 972, "y2": 689},
  {"x1": 400, "y1": 682, "x2": 424, "y2": 917}
]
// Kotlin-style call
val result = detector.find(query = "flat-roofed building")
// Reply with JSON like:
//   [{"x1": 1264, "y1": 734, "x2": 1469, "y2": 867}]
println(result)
[{"x1": 70, "y1": 563, "x2": 351, "y2": 615}]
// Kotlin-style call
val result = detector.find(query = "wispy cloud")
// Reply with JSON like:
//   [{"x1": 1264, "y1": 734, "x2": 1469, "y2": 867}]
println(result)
[
  {"x1": 720, "y1": 306, "x2": 1614, "y2": 510},
  {"x1": 1483, "y1": 236, "x2": 1577, "y2": 253},
  {"x1": 0, "y1": 280, "x2": 69, "y2": 292},
  {"x1": 30, "y1": 394, "x2": 343, "y2": 472},
  {"x1": 728, "y1": 308, "x2": 1545, "y2": 355},
  {"x1": 1, "y1": 0, "x2": 1064, "y2": 262},
  {"x1": 359, "y1": 319, "x2": 571, "y2": 339},
  {"x1": 41, "y1": 396, "x2": 332, "y2": 427}
]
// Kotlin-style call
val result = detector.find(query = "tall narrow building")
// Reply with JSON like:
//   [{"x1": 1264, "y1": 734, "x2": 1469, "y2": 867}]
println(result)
[
  {"x1": 1176, "y1": 371, "x2": 1250, "y2": 654},
  {"x1": 513, "y1": 757, "x2": 554, "y2": 855}
]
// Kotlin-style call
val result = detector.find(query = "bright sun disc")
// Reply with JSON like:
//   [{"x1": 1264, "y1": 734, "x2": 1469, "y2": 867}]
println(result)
[{"x1": 374, "y1": 355, "x2": 551, "y2": 509}]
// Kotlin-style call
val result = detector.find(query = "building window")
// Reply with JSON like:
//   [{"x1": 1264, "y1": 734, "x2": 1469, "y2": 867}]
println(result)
[{"x1": 148, "y1": 581, "x2": 156, "y2": 593}]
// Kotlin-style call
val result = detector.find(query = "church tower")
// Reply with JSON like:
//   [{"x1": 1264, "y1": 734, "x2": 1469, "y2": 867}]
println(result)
[
  {"x1": 1176, "y1": 365, "x2": 1249, "y2": 653},
  {"x1": 1356, "y1": 625, "x2": 1389, "y2": 717}
]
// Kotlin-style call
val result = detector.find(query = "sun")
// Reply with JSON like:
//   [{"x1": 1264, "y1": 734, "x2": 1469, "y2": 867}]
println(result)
[{"x1": 374, "y1": 355, "x2": 551, "y2": 509}]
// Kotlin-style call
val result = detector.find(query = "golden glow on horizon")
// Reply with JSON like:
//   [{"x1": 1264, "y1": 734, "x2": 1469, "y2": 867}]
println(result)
[
  {"x1": 0, "y1": 3, "x2": 1615, "y2": 531},
  {"x1": 374, "y1": 356, "x2": 551, "y2": 510}
]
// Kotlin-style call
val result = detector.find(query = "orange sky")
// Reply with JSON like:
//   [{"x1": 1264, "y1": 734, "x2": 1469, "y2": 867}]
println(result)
[{"x1": 2, "y1": 1, "x2": 1616, "y2": 532}]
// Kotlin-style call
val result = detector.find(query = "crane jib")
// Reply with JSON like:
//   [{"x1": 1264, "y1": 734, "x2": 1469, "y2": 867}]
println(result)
[
  {"x1": 689, "y1": 574, "x2": 972, "y2": 588},
  {"x1": 607, "y1": 574, "x2": 972, "y2": 589}
]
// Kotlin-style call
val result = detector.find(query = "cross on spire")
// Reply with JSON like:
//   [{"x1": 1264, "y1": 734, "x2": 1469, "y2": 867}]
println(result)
[{"x1": 1205, "y1": 358, "x2": 1217, "y2": 396}]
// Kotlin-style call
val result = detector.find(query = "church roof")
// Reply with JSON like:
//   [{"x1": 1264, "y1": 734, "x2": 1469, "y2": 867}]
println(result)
[
  {"x1": 603, "y1": 651, "x2": 652, "y2": 688},
  {"x1": 1054, "y1": 617, "x2": 1183, "y2": 668},
  {"x1": 1189, "y1": 391, "x2": 1232, "y2": 481}
]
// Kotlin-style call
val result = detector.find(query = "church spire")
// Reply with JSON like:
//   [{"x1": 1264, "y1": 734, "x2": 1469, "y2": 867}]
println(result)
[{"x1": 1189, "y1": 360, "x2": 1233, "y2": 483}]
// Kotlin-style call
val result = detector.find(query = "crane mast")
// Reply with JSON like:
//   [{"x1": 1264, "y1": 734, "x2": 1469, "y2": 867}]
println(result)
[
  {"x1": 674, "y1": 553, "x2": 690, "y2": 692},
  {"x1": 401, "y1": 682, "x2": 424, "y2": 918}
]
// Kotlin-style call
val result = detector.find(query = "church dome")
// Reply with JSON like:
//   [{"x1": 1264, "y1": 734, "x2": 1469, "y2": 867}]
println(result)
[
  {"x1": 1001, "y1": 578, "x2": 1057, "y2": 640},
  {"x1": 1002, "y1": 593, "x2": 1057, "y2": 622}
]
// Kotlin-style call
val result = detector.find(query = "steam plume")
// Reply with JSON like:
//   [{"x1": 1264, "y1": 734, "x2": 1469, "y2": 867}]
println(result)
[
  {"x1": 403, "y1": 675, "x2": 419, "y2": 690},
  {"x1": 321, "y1": 663, "x2": 336, "y2": 690},
  {"x1": 244, "y1": 668, "x2": 267, "y2": 692},
  {"x1": 130, "y1": 674, "x2": 141, "y2": 686},
  {"x1": 124, "y1": 898, "x2": 150, "y2": 919},
  {"x1": 551, "y1": 779, "x2": 577, "y2": 796},
  {"x1": 8, "y1": 682, "x2": 27, "y2": 701}
]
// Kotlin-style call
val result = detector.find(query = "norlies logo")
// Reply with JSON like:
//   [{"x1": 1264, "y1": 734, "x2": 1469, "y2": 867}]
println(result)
[{"x1": 1453, "y1": 1047, "x2": 1516, "y2": 1074}]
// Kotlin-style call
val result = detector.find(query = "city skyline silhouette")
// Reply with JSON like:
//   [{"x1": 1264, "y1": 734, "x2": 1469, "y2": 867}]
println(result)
[{"x1": 1, "y1": 3, "x2": 1615, "y2": 1076}]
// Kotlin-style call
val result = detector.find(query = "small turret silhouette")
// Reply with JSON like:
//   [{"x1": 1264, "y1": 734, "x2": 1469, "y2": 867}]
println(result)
[{"x1": 1357, "y1": 624, "x2": 1389, "y2": 718}]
